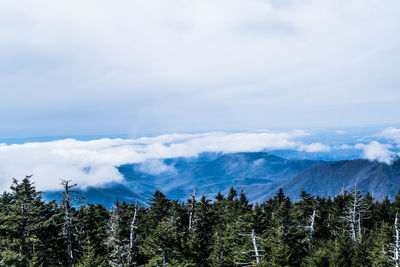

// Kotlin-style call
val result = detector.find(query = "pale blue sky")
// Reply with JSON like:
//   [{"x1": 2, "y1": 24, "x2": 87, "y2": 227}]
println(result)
[{"x1": 1, "y1": 0, "x2": 400, "y2": 138}]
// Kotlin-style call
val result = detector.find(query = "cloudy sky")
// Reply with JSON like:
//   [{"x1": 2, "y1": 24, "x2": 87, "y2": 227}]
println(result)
[
  {"x1": 1, "y1": 0, "x2": 400, "y2": 138},
  {"x1": 1, "y1": 0, "x2": 400, "y2": 190}
]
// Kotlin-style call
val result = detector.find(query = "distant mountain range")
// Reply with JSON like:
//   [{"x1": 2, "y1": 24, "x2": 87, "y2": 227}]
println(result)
[
  {"x1": 44, "y1": 152, "x2": 400, "y2": 207},
  {"x1": 254, "y1": 158, "x2": 400, "y2": 202}
]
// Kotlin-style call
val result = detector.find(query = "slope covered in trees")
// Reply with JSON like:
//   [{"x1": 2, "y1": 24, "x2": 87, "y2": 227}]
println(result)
[
  {"x1": 2, "y1": 175, "x2": 400, "y2": 266},
  {"x1": 43, "y1": 154, "x2": 400, "y2": 208},
  {"x1": 43, "y1": 152, "x2": 326, "y2": 207}
]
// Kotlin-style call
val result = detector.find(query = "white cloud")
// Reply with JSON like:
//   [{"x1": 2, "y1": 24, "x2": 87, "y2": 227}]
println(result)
[
  {"x1": 378, "y1": 127, "x2": 400, "y2": 144},
  {"x1": 0, "y1": 130, "x2": 323, "y2": 191},
  {"x1": 355, "y1": 141, "x2": 395, "y2": 164},
  {"x1": 339, "y1": 144, "x2": 353, "y2": 150},
  {"x1": 297, "y1": 142, "x2": 331, "y2": 153},
  {"x1": 136, "y1": 159, "x2": 177, "y2": 176}
]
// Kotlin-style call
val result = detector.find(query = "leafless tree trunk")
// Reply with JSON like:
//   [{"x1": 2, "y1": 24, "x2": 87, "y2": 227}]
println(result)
[
  {"x1": 61, "y1": 180, "x2": 77, "y2": 267},
  {"x1": 130, "y1": 201, "x2": 139, "y2": 250},
  {"x1": 342, "y1": 184, "x2": 369, "y2": 243},
  {"x1": 251, "y1": 229, "x2": 260, "y2": 264},
  {"x1": 237, "y1": 229, "x2": 264, "y2": 265},
  {"x1": 127, "y1": 201, "x2": 139, "y2": 266},
  {"x1": 188, "y1": 187, "x2": 197, "y2": 230},
  {"x1": 308, "y1": 210, "x2": 316, "y2": 250},
  {"x1": 395, "y1": 212, "x2": 399, "y2": 267}
]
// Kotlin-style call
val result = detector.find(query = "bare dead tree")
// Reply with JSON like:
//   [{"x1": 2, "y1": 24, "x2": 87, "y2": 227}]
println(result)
[
  {"x1": 304, "y1": 210, "x2": 317, "y2": 252},
  {"x1": 341, "y1": 184, "x2": 370, "y2": 243},
  {"x1": 394, "y1": 212, "x2": 400, "y2": 267},
  {"x1": 128, "y1": 201, "x2": 139, "y2": 266},
  {"x1": 236, "y1": 229, "x2": 265, "y2": 265},
  {"x1": 130, "y1": 201, "x2": 139, "y2": 249},
  {"x1": 188, "y1": 187, "x2": 197, "y2": 230},
  {"x1": 251, "y1": 229, "x2": 261, "y2": 264},
  {"x1": 61, "y1": 179, "x2": 78, "y2": 267},
  {"x1": 107, "y1": 201, "x2": 130, "y2": 267}
]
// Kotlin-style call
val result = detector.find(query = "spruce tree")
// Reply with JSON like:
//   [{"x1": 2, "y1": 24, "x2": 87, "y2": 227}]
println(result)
[{"x1": 0, "y1": 176, "x2": 55, "y2": 266}]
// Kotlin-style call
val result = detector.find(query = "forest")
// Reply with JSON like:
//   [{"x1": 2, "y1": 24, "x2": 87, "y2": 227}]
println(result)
[{"x1": 1, "y1": 175, "x2": 400, "y2": 267}]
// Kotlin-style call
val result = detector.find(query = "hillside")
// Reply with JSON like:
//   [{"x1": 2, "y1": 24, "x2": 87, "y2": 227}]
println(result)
[
  {"x1": 252, "y1": 158, "x2": 400, "y2": 202},
  {"x1": 44, "y1": 153, "x2": 400, "y2": 207},
  {"x1": 45, "y1": 152, "x2": 325, "y2": 206}
]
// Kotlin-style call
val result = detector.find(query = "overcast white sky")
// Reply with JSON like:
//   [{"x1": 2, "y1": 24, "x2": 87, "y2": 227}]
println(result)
[{"x1": 1, "y1": 0, "x2": 400, "y2": 138}]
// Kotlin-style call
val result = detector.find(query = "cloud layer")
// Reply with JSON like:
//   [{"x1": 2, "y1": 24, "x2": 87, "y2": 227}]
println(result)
[
  {"x1": 354, "y1": 127, "x2": 400, "y2": 164},
  {"x1": 0, "y1": 130, "x2": 327, "y2": 191},
  {"x1": 378, "y1": 127, "x2": 400, "y2": 145},
  {"x1": 355, "y1": 141, "x2": 395, "y2": 165},
  {"x1": 1, "y1": 127, "x2": 400, "y2": 191}
]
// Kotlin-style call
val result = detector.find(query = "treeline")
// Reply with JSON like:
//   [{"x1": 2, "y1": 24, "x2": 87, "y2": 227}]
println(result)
[{"x1": 1, "y1": 176, "x2": 400, "y2": 266}]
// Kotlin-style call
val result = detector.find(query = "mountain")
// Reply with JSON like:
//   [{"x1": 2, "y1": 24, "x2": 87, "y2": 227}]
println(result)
[
  {"x1": 118, "y1": 152, "x2": 326, "y2": 202},
  {"x1": 43, "y1": 152, "x2": 325, "y2": 207},
  {"x1": 251, "y1": 158, "x2": 400, "y2": 203},
  {"x1": 43, "y1": 152, "x2": 400, "y2": 208}
]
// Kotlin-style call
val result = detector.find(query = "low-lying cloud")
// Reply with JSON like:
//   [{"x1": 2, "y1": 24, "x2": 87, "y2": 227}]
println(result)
[
  {"x1": 378, "y1": 127, "x2": 400, "y2": 145},
  {"x1": 297, "y1": 143, "x2": 331, "y2": 153},
  {"x1": 0, "y1": 130, "x2": 324, "y2": 191},
  {"x1": 355, "y1": 141, "x2": 395, "y2": 164},
  {"x1": 2, "y1": 127, "x2": 400, "y2": 191}
]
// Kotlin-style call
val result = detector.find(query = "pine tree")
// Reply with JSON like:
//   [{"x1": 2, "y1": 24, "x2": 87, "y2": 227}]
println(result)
[
  {"x1": 366, "y1": 223, "x2": 393, "y2": 266},
  {"x1": 263, "y1": 223, "x2": 290, "y2": 266},
  {"x1": 303, "y1": 242, "x2": 333, "y2": 267},
  {"x1": 75, "y1": 238, "x2": 108, "y2": 267},
  {"x1": 0, "y1": 176, "x2": 55, "y2": 266},
  {"x1": 143, "y1": 190, "x2": 171, "y2": 233},
  {"x1": 140, "y1": 200, "x2": 185, "y2": 265},
  {"x1": 262, "y1": 196, "x2": 293, "y2": 266},
  {"x1": 185, "y1": 195, "x2": 214, "y2": 266},
  {"x1": 79, "y1": 204, "x2": 110, "y2": 257},
  {"x1": 208, "y1": 215, "x2": 253, "y2": 266},
  {"x1": 330, "y1": 230, "x2": 354, "y2": 267}
]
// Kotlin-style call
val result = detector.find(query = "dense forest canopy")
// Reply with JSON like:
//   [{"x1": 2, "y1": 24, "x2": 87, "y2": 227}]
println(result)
[{"x1": 1, "y1": 175, "x2": 400, "y2": 266}]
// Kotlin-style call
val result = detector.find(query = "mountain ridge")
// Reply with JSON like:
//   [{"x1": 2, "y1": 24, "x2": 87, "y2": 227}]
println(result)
[{"x1": 43, "y1": 152, "x2": 400, "y2": 207}]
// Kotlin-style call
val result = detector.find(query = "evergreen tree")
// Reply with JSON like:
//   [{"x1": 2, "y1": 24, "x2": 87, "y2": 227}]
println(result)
[
  {"x1": 330, "y1": 230, "x2": 354, "y2": 267},
  {"x1": 143, "y1": 190, "x2": 171, "y2": 233},
  {"x1": 208, "y1": 214, "x2": 253, "y2": 266},
  {"x1": 303, "y1": 242, "x2": 332, "y2": 267},
  {"x1": 75, "y1": 238, "x2": 108, "y2": 267},
  {"x1": 80, "y1": 203, "x2": 110, "y2": 257},
  {"x1": 2, "y1": 175, "x2": 400, "y2": 266},
  {"x1": 185, "y1": 195, "x2": 214, "y2": 266},
  {"x1": 366, "y1": 223, "x2": 393, "y2": 267},
  {"x1": 107, "y1": 201, "x2": 130, "y2": 266},
  {"x1": 140, "y1": 200, "x2": 185, "y2": 265},
  {"x1": 0, "y1": 176, "x2": 56, "y2": 266}
]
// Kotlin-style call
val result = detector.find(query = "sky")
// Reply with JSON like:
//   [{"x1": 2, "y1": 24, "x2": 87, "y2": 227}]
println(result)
[
  {"x1": 1, "y1": 0, "x2": 400, "y2": 191},
  {"x1": 1, "y1": 0, "x2": 400, "y2": 138}
]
